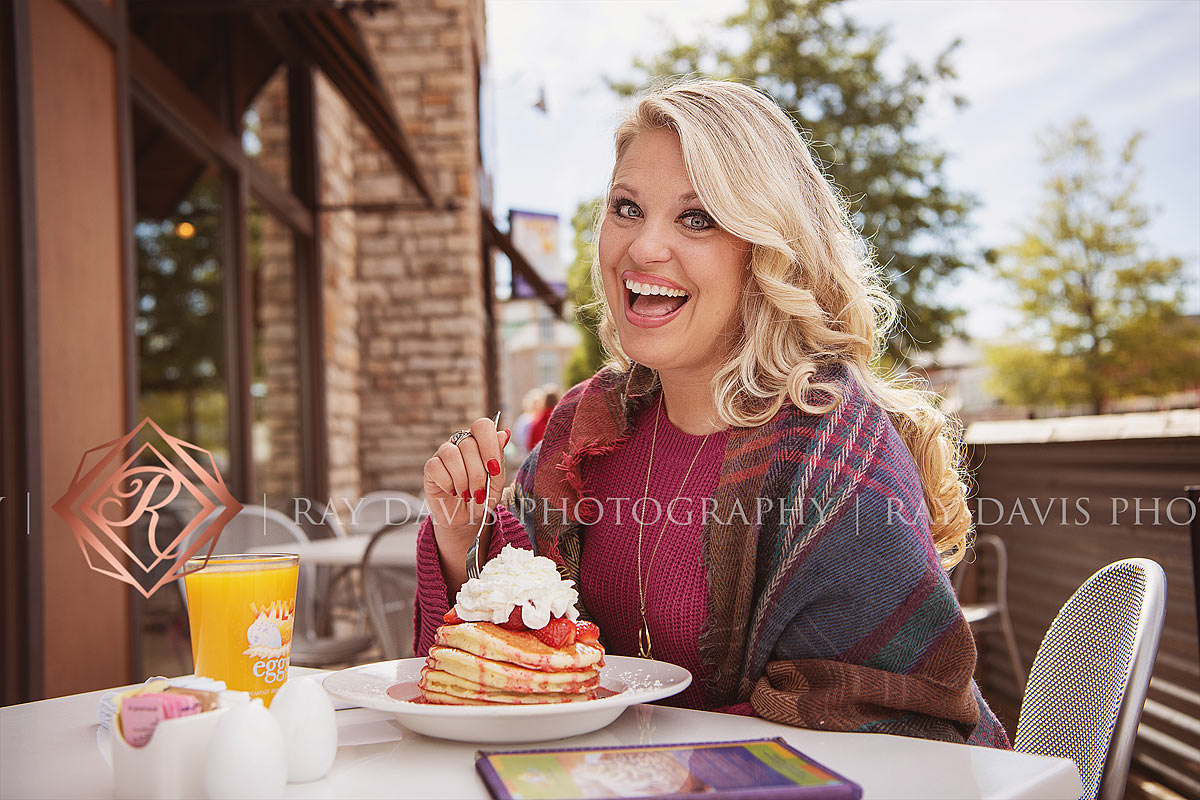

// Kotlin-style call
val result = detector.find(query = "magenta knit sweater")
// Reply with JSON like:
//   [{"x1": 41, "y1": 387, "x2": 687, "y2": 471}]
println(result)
[
  {"x1": 414, "y1": 404, "x2": 730, "y2": 711},
  {"x1": 578, "y1": 404, "x2": 729, "y2": 708}
]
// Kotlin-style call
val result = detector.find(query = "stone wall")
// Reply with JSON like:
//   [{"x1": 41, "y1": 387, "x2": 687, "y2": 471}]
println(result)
[
  {"x1": 353, "y1": 0, "x2": 490, "y2": 495},
  {"x1": 256, "y1": 214, "x2": 299, "y2": 504},
  {"x1": 316, "y1": 74, "x2": 362, "y2": 504},
  {"x1": 251, "y1": 1, "x2": 489, "y2": 502},
  {"x1": 252, "y1": 68, "x2": 302, "y2": 508}
]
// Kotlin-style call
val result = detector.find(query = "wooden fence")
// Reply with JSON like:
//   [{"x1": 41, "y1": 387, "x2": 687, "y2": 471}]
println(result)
[{"x1": 966, "y1": 427, "x2": 1198, "y2": 800}]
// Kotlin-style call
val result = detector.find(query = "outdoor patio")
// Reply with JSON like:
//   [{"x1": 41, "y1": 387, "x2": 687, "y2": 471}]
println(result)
[{"x1": 4, "y1": 1, "x2": 1198, "y2": 798}]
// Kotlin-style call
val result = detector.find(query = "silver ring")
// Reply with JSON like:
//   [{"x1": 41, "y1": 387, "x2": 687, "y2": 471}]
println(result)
[{"x1": 449, "y1": 429, "x2": 473, "y2": 445}]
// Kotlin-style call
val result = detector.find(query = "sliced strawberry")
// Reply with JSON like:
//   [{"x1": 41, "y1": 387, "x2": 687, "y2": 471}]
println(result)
[
  {"x1": 574, "y1": 620, "x2": 600, "y2": 644},
  {"x1": 533, "y1": 616, "x2": 576, "y2": 649},
  {"x1": 442, "y1": 609, "x2": 464, "y2": 625},
  {"x1": 499, "y1": 606, "x2": 526, "y2": 631}
]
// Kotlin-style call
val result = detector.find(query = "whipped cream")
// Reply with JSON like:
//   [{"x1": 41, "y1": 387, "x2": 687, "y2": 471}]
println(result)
[
  {"x1": 453, "y1": 545, "x2": 580, "y2": 630},
  {"x1": 246, "y1": 612, "x2": 282, "y2": 649}
]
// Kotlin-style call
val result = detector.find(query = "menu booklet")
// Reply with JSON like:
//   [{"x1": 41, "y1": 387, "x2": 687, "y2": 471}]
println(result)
[{"x1": 475, "y1": 737, "x2": 862, "y2": 800}]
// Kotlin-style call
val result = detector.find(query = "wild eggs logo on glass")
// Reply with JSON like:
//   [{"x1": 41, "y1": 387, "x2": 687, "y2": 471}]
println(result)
[
  {"x1": 52, "y1": 417, "x2": 242, "y2": 597},
  {"x1": 245, "y1": 600, "x2": 294, "y2": 685}
]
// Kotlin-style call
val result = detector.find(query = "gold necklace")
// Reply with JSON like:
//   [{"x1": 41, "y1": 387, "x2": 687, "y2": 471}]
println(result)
[{"x1": 636, "y1": 397, "x2": 712, "y2": 659}]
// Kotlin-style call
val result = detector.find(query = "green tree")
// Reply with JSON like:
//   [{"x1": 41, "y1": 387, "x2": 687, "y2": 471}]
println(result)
[
  {"x1": 563, "y1": 198, "x2": 606, "y2": 386},
  {"x1": 611, "y1": 0, "x2": 975, "y2": 361},
  {"x1": 986, "y1": 117, "x2": 1200, "y2": 414},
  {"x1": 135, "y1": 176, "x2": 228, "y2": 448}
]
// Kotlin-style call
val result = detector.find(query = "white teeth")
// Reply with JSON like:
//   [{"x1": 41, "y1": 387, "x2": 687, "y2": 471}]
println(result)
[{"x1": 624, "y1": 279, "x2": 689, "y2": 298}]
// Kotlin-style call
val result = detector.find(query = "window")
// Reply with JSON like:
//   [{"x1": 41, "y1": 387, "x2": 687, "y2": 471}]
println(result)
[
  {"x1": 128, "y1": 23, "x2": 321, "y2": 506},
  {"x1": 537, "y1": 349, "x2": 559, "y2": 386},
  {"x1": 537, "y1": 304, "x2": 555, "y2": 343},
  {"x1": 133, "y1": 111, "x2": 230, "y2": 473}
]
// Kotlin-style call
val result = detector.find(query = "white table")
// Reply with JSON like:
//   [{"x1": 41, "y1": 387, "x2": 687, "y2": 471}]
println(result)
[
  {"x1": 1, "y1": 670, "x2": 1083, "y2": 799},
  {"x1": 248, "y1": 523, "x2": 420, "y2": 568}
]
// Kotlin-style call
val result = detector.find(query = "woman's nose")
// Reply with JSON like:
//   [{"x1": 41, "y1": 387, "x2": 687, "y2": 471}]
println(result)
[{"x1": 627, "y1": 219, "x2": 672, "y2": 265}]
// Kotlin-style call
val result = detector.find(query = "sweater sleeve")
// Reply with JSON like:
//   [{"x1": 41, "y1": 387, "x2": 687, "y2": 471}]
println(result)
[
  {"x1": 412, "y1": 505, "x2": 534, "y2": 656},
  {"x1": 741, "y1": 414, "x2": 1010, "y2": 748}
]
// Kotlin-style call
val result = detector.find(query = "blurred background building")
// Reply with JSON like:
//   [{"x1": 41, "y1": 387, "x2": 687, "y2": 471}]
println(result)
[
  {"x1": 2, "y1": 0, "x2": 565, "y2": 704},
  {"x1": 496, "y1": 208, "x2": 578, "y2": 449}
]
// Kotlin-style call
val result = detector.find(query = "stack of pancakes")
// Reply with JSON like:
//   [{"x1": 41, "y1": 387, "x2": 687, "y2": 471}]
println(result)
[{"x1": 419, "y1": 622, "x2": 604, "y2": 705}]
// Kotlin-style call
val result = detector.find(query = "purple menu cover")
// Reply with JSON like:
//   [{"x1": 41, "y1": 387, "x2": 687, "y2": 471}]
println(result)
[{"x1": 474, "y1": 737, "x2": 862, "y2": 800}]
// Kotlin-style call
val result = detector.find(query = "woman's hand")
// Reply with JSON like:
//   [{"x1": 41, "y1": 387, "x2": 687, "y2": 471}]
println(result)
[{"x1": 422, "y1": 418, "x2": 511, "y2": 594}]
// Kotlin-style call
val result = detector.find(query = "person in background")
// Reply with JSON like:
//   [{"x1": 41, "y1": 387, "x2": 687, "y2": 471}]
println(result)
[
  {"x1": 524, "y1": 385, "x2": 559, "y2": 451},
  {"x1": 510, "y1": 387, "x2": 544, "y2": 462},
  {"x1": 415, "y1": 79, "x2": 1009, "y2": 748}
]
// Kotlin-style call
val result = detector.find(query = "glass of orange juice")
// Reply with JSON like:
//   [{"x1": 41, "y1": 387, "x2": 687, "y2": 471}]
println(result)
[{"x1": 183, "y1": 554, "x2": 300, "y2": 707}]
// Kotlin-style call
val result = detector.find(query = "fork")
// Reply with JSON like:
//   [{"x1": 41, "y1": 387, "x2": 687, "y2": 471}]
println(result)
[{"x1": 465, "y1": 410, "x2": 502, "y2": 580}]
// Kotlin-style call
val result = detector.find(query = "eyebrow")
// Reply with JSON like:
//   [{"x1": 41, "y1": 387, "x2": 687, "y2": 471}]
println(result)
[{"x1": 610, "y1": 183, "x2": 700, "y2": 205}]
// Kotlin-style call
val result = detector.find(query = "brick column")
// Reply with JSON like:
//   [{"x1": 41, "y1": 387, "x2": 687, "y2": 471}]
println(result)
[
  {"x1": 354, "y1": 0, "x2": 489, "y2": 494},
  {"x1": 315, "y1": 74, "x2": 362, "y2": 504},
  {"x1": 250, "y1": 70, "x2": 303, "y2": 506}
]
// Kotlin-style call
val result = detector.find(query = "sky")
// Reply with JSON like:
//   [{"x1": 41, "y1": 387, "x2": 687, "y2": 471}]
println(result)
[{"x1": 483, "y1": 0, "x2": 1200, "y2": 340}]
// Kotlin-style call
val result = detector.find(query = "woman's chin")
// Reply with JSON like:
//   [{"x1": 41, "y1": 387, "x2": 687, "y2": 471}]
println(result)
[
  {"x1": 617, "y1": 334, "x2": 686, "y2": 374},
  {"x1": 616, "y1": 312, "x2": 728, "y2": 377}
]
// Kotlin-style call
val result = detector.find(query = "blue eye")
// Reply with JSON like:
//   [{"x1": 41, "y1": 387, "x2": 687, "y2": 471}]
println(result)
[
  {"x1": 611, "y1": 198, "x2": 641, "y2": 219},
  {"x1": 681, "y1": 212, "x2": 714, "y2": 231}
]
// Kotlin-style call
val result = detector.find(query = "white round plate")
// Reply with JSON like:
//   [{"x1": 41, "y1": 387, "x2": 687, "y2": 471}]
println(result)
[{"x1": 323, "y1": 655, "x2": 691, "y2": 743}]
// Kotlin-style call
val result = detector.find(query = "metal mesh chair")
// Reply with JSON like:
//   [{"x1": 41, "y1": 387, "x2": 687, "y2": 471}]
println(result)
[
  {"x1": 360, "y1": 524, "x2": 419, "y2": 659},
  {"x1": 186, "y1": 505, "x2": 373, "y2": 668},
  {"x1": 1013, "y1": 558, "x2": 1166, "y2": 800},
  {"x1": 952, "y1": 533, "x2": 1025, "y2": 694}
]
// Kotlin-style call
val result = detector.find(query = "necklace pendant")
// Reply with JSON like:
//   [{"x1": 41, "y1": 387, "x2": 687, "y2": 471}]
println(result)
[{"x1": 637, "y1": 618, "x2": 652, "y2": 659}]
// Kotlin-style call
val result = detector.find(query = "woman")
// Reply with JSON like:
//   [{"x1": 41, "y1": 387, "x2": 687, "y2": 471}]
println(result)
[
  {"x1": 525, "y1": 385, "x2": 559, "y2": 451},
  {"x1": 510, "y1": 386, "x2": 544, "y2": 462},
  {"x1": 415, "y1": 79, "x2": 1008, "y2": 747}
]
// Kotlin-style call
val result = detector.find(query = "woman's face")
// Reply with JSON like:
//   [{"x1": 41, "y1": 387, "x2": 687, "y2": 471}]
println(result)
[{"x1": 598, "y1": 128, "x2": 751, "y2": 382}]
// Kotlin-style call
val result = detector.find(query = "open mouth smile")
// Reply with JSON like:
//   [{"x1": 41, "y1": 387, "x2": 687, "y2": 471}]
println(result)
[{"x1": 623, "y1": 277, "x2": 691, "y2": 328}]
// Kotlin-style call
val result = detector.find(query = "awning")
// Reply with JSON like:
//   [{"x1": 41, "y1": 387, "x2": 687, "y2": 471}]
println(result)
[
  {"x1": 482, "y1": 213, "x2": 566, "y2": 319},
  {"x1": 128, "y1": 0, "x2": 437, "y2": 209},
  {"x1": 277, "y1": 9, "x2": 437, "y2": 207}
]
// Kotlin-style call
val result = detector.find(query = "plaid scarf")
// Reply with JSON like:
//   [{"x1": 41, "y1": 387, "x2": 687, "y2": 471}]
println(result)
[{"x1": 502, "y1": 363, "x2": 1010, "y2": 747}]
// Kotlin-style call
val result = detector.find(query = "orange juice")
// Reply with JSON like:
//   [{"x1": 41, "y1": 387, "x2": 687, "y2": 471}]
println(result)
[{"x1": 184, "y1": 554, "x2": 299, "y2": 706}]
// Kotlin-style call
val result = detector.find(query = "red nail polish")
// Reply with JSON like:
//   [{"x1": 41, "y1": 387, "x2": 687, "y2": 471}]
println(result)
[
  {"x1": 487, "y1": 459, "x2": 500, "y2": 476},
  {"x1": 461, "y1": 489, "x2": 470, "y2": 501},
  {"x1": 474, "y1": 488, "x2": 486, "y2": 504},
  {"x1": 503, "y1": 429, "x2": 512, "y2": 446}
]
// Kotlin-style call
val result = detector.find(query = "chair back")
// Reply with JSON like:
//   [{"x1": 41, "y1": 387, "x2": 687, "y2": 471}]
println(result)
[
  {"x1": 360, "y1": 525, "x2": 419, "y2": 659},
  {"x1": 952, "y1": 533, "x2": 1025, "y2": 692},
  {"x1": 952, "y1": 532, "x2": 1009, "y2": 599},
  {"x1": 348, "y1": 491, "x2": 425, "y2": 537},
  {"x1": 212, "y1": 505, "x2": 307, "y2": 551},
  {"x1": 1013, "y1": 558, "x2": 1166, "y2": 800}
]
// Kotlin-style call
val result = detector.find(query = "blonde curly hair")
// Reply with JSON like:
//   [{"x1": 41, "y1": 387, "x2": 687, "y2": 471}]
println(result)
[{"x1": 590, "y1": 79, "x2": 971, "y2": 567}]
